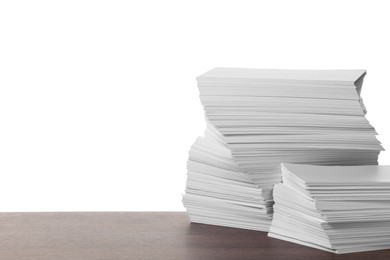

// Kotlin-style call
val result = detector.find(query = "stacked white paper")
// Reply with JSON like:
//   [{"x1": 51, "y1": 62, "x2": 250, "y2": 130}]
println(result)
[
  {"x1": 269, "y1": 163, "x2": 390, "y2": 254},
  {"x1": 183, "y1": 124, "x2": 273, "y2": 231},
  {"x1": 183, "y1": 68, "x2": 383, "y2": 231}
]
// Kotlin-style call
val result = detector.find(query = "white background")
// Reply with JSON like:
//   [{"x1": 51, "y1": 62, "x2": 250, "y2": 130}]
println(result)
[{"x1": 1, "y1": 0, "x2": 390, "y2": 211}]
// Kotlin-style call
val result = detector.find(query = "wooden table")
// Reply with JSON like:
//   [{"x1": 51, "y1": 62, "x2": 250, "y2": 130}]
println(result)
[{"x1": 1, "y1": 212, "x2": 389, "y2": 259}]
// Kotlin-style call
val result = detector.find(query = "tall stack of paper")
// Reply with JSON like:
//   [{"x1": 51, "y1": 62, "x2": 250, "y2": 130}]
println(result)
[
  {"x1": 183, "y1": 68, "x2": 383, "y2": 231},
  {"x1": 269, "y1": 163, "x2": 390, "y2": 254}
]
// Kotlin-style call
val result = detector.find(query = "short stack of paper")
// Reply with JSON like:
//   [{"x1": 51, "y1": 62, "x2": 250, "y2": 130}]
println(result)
[
  {"x1": 269, "y1": 163, "x2": 390, "y2": 254},
  {"x1": 183, "y1": 68, "x2": 383, "y2": 231},
  {"x1": 183, "y1": 124, "x2": 273, "y2": 231}
]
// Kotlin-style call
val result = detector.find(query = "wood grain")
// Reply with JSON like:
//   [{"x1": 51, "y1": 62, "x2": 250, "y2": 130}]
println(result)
[{"x1": 0, "y1": 212, "x2": 389, "y2": 259}]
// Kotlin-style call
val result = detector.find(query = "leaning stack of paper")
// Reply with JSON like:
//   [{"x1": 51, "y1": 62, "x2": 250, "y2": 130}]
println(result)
[
  {"x1": 183, "y1": 123, "x2": 273, "y2": 231},
  {"x1": 269, "y1": 163, "x2": 390, "y2": 254},
  {"x1": 183, "y1": 68, "x2": 383, "y2": 231}
]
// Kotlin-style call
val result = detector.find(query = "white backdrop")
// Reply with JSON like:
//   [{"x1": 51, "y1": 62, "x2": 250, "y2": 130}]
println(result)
[{"x1": 1, "y1": 0, "x2": 389, "y2": 211}]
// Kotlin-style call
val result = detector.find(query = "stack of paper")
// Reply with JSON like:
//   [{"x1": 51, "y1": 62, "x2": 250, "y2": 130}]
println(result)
[
  {"x1": 269, "y1": 163, "x2": 390, "y2": 254},
  {"x1": 183, "y1": 68, "x2": 383, "y2": 231},
  {"x1": 183, "y1": 124, "x2": 273, "y2": 231}
]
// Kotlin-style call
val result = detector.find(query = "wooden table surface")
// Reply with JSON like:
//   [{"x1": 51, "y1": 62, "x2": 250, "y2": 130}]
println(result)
[{"x1": 0, "y1": 212, "x2": 389, "y2": 260}]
